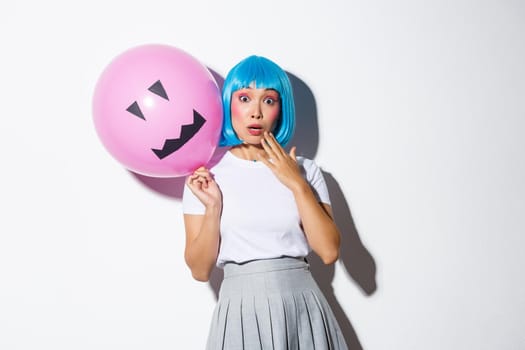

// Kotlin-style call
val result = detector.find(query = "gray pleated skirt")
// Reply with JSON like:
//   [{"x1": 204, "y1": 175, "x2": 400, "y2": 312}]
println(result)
[{"x1": 206, "y1": 257, "x2": 348, "y2": 350}]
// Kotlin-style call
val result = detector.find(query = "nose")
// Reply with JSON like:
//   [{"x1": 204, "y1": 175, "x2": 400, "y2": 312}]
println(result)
[
  {"x1": 251, "y1": 102, "x2": 263, "y2": 119},
  {"x1": 250, "y1": 108, "x2": 263, "y2": 119}
]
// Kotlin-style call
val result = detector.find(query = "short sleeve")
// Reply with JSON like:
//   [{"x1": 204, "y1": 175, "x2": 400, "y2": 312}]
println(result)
[
  {"x1": 182, "y1": 182, "x2": 206, "y2": 215},
  {"x1": 299, "y1": 157, "x2": 331, "y2": 205}
]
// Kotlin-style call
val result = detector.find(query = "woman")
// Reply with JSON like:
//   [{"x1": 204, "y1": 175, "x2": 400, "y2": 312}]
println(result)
[{"x1": 183, "y1": 55, "x2": 348, "y2": 349}]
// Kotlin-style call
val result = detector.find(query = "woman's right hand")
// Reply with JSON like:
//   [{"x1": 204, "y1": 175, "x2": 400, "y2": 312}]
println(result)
[
  {"x1": 186, "y1": 166, "x2": 222, "y2": 209},
  {"x1": 184, "y1": 166, "x2": 222, "y2": 281}
]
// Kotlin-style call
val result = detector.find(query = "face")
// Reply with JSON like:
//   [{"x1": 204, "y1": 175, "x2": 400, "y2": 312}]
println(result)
[
  {"x1": 92, "y1": 45, "x2": 223, "y2": 177},
  {"x1": 230, "y1": 86, "x2": 281, "y2": 145}
]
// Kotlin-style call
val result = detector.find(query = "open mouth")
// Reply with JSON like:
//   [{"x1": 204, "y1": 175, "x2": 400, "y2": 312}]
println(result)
[
  {"x1": 247, "y1": 124, "x2": 263, "y2": 136},
  {"x1": 151, "y1": 110, "x2": 206, "y2": 159}
]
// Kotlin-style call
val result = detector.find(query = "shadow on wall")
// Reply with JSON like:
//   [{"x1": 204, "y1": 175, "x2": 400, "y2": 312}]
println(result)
[
  {"x1": 289, "y1": 72, "x2": 377, "y2": 349},
  {"x1": 130, "y1": 69, "x2": 377, "y2": 349},
  {"x1": 310, "y1": 172, "x2": 378, "y2": 350}
]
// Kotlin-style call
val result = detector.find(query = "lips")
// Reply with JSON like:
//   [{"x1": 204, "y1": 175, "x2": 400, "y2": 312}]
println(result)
[{"x1": 247, "y1": 124, "x2": 263, "y2": 136}]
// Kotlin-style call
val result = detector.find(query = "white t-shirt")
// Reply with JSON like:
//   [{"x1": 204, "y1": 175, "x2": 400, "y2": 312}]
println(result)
[{"x1": 182, "y1": 150, "x2": 331, "y2": 267}]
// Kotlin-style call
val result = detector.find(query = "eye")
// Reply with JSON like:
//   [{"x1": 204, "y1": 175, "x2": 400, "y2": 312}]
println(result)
[
  {"x1": 126, "y1": 101, "x2": 146, "y2": 120},
  {"x1": 239, "y1": 95, "x2": 250, "y2": 103},
  {"x1": 148, "y1": 80, "x2": 169, "y2": 100},
  {"x1": 264, "y1": 97, "x2": 278, "y2": 105}
]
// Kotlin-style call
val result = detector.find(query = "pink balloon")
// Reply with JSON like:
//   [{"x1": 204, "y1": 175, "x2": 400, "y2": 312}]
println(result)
[{"x1": 92, "y1": 44, "x2": 222, "y2": 177}]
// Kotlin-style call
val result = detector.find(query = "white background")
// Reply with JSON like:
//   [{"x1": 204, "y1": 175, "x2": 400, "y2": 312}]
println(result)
[{"x1": 1, "y1": 0, "x2": 524, "y2": 349}]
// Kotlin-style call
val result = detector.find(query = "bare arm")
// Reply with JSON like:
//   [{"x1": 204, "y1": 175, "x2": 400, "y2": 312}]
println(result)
[
  {"x1": 290, "y1": 184, "x2": 340, "y2": 264},
  {"x1": 183, "y1": 167, "x2": 222, "y2": 281},
  {"x1": 257, "y1": 133, "x2": 341, "y2": 264}
]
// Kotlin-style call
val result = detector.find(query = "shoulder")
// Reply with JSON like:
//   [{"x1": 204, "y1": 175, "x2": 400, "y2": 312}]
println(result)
[
  {"x1": 296, "y1": 156, "x2": 315, "y2": 167},
  {"x1": 296, "y1": 156, "x2": 323, "y2": 181},
  {"x1": 296, "y1": 156, "x2": 319, "y2": 172},
  {"x1": 296, "y1": 156, "x2": 331, "y2": 203}
]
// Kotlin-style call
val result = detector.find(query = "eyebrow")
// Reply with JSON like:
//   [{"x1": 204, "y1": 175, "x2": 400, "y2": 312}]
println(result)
[{"x1": 237, "y1": 87, "x2": 278, "y2": 93}]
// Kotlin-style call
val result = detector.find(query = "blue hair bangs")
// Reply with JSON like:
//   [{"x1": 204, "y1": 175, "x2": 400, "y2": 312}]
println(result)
[
  {"x1": 220, "y1": 56, "x2": 295, "y2": 148},
  {"x1": 227, "y1": 58, "x2": 283, "y2": 92}
]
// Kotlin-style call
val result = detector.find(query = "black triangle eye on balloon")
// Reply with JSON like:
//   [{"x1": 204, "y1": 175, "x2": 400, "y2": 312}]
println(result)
[
  {"x1": 148, "y1": 80, "x2": 169, "y2": 100},
  {"x1": 126, "y1": 101, "x2": 145, "y2": 120},
  {"x1": 126, "y1": 80, "x2": 170, "y2": 120}
]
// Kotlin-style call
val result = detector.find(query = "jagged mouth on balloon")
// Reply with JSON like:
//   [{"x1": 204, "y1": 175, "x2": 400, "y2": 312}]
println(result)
[{"x1": 152, "y1": 110, "x2": 206, "y2": 159}]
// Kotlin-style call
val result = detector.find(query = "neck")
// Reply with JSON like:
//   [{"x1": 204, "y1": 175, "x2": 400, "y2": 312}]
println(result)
[{"x1": 230, "y1": 144, "x2": 267, "y2": 162}]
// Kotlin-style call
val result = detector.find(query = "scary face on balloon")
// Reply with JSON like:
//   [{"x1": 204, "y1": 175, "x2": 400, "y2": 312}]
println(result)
[
  {"x1": 125, "y1": 79, "x2": 206, "y2": 160},
  {"x1": 92, "y1": 45, "x2": 223, "y2": 178}
]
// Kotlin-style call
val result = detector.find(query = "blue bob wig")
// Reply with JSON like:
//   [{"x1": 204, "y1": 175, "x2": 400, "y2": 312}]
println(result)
[{"x1": 219, "y1": 55, "x2": 296, "y2": 148}]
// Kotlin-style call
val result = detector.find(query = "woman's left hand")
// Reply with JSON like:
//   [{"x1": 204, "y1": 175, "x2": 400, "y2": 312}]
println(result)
[{"x1": 257, "y1": 132, "x2": 307, "y2": 192}]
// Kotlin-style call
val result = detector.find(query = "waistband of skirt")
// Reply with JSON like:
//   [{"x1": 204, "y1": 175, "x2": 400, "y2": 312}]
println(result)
[{"x1": 223, "y1": 257, "x2": 309, "y2": 278}]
